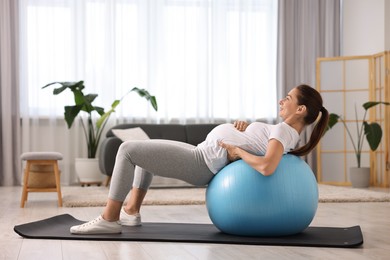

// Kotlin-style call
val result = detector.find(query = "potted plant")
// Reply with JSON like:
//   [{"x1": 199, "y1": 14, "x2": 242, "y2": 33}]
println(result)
[
  {"x1": 43, "y1": 81, "x2": 158, "y2": 185},
  {"x1": 326, "y1": 101, "x2": 389, "y2": 188}
]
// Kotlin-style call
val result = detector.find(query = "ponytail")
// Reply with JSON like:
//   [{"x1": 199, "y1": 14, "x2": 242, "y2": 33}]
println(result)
[
  {"x1": 288, "y1": 85, "x2": 330, "y2": 157},
  {"x1": 289, "y1": 107, "x2": 329, "y2": 156}
]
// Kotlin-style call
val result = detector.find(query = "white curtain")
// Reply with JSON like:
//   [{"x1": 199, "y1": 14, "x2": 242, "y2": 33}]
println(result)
[
  {"x1": 277, "y1": 0, "x2": 341, "y2": 171},
  {"x1": 277, "y1": 0, "x2": 341, "y2": 96},
  {"x1": 0, "y1": 0, "x2": 21, "y2": 186},
  {"x1": 19, "y1": 0, "x2": 278, "y2": 184}
]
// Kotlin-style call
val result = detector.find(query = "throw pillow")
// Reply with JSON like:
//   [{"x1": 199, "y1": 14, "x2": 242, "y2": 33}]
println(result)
[{"x1": 112, "y1": 127, "x2": 150, "y2": 142}]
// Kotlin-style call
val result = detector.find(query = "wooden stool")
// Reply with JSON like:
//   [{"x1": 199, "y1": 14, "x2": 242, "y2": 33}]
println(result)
[{"x1": 20, "y1": 152, "x2": 63, "y2": 207}]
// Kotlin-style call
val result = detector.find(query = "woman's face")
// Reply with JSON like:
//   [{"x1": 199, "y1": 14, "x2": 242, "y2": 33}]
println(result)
[{"x1": 278, "y1": 88, "x2": 301, "y2": 120}]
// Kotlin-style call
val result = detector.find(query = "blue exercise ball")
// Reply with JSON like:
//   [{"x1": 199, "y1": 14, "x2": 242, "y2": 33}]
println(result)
[{"x1": 206, "y1": 154, "x2": 318, "y2": 237}]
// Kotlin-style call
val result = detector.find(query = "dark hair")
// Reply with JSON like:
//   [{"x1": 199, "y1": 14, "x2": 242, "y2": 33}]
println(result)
[{"x1": 288, "y1": 84, "x2": 329, "y2": 156}]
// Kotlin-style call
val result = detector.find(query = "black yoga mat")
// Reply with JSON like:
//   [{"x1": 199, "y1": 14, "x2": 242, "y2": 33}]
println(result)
[{"x1": 14, "y1": 214, "x2": 363, "y2": 248}]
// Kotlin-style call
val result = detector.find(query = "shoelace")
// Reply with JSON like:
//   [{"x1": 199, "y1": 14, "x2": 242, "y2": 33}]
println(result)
[{"x1": 78, "y1": 216, "x2": 102, "y2": 229}]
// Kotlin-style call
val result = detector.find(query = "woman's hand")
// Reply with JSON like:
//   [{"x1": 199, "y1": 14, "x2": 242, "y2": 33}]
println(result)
[
  {"x1": 234, "y1": 120, "x2": 249, "y2": 132},
  {"x1": 219, "y1": 141, "x2": 241, "y2": 162}
]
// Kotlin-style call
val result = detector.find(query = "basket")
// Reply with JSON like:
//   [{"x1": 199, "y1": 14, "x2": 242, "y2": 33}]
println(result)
[{"x1": 26, "y1": 164, "x2": 61, "y2": 188}]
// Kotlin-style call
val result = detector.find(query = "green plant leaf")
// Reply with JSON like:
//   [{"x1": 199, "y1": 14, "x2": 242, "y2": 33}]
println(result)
[
  {"x1": 95, "y1": 100, "x2": 120, "y2": 129},
  {"x1": 72, "y1": 89, "x2": 85, "y2": 106},
  {"x1": 42, "y1": 82, "x2": 58, "y2": 89},
  {"x1": 58, "y1": 81, "x2": 85, "y2": 91},
  {"x1": 83, "y1": 93, "x2": 98, "y2": 104},
  {"x1": 64, "y1": 105, "x2": 82, "y2": 128},
  {"x1": 42, "y1": 81, "x2": 85, "y2": 94},
  {"x1": 52, "y1": 86, "x2": 68, "y2": 95},
  {"x1": 80, "y1": 94, "x2": 98, "y2": 113},
  {"x1": 362, "y1": 101, "x2": 390, "y2": 110},
  {"x1": 111, "y1": 100, "x2": 120, "y2": 108},
  {"x1": 325, "y1": 113, "x2": 340, "y2": 133},
  {"x1": 131, "y1": 87, "x2": 158, "y2": 111},
  {"x1": 96, "y1": 110, "x2": 113, "y2": 130},
  {"x1": 150, "y1": 96, "x2": 158, "y2": 111},
  {"x1": 94, "y1": 106, "x2": 105, "y2": 116},
  {"x1": 132, "y1": 87, "x2": 147, "y2": 97},
  {"x1": 42, "y1": 82, "x2": 69, "y2": 95},
  {"x1": 43, "y1": 81, "x2": 158, "y2": 158},
  {"x1": 70, "y1": 81, "x2": 85, "y2": 91},
  {"x1": 363, "y1": 122, "x2": 382, "y2": 151}
]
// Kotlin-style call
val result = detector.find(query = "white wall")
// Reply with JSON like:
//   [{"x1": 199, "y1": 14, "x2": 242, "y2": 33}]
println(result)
[
  {"x1": 386, "y1": 0, "x2": 390, "y2": 49},
  {"x1": 342, "y1": 0, "x2": 386, "y2": 56}
]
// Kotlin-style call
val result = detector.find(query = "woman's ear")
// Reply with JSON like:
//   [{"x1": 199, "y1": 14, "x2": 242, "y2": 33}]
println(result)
[{"x1": 297, "y1": 105, "x2": 307, "y2": 114}]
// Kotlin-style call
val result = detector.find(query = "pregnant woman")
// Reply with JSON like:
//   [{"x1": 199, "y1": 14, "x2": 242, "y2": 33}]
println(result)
[{"x1": 70, "y1": 84, "x2": 329, "y2": 234}]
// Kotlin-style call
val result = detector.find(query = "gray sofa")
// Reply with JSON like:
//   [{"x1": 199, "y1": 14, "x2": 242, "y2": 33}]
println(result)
[{"x1": 98, "y1": 123, "x2": 219, "y2": 186}]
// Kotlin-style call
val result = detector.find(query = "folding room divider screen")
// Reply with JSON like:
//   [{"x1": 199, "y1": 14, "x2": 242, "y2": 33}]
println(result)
[{"x1": 316, "y1": 51, "x2": 390, "y2": 187}]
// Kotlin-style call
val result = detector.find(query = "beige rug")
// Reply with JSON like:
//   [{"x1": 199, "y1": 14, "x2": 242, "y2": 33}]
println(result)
[
  {"x1": 62, "y1": 187, "x2": 206, "y2": 207},
  {"x1": 62, "y1": 184, "x2": 390, "y2": 207}
]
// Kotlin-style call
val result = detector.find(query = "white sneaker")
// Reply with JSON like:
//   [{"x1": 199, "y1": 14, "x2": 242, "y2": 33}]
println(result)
[
  {"x1": 120, "y1": 208, "x2": 142, "y2": 226},
  {"x1": 70, "y1": 215, "x2": 121, "y2": 234}
]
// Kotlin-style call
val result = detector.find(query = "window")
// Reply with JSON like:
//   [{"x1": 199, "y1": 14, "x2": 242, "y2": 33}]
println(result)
[{"x1": 19, "y1": 0, "x2": 278, "y2": 122}]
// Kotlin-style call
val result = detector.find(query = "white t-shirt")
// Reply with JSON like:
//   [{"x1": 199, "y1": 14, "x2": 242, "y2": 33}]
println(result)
[{"x1": 197, "y1": 122, "x2": 300, "y2": 173}]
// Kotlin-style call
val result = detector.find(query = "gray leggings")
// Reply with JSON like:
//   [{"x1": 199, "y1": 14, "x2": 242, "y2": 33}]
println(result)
[{"x1": 108, "y1": 139, "x2": 215, "y2": 202}]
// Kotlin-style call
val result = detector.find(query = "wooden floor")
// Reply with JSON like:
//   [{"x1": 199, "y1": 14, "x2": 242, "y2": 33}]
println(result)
[{"x1": 1, "y1": 186, "x2": 390, "y2": 260}]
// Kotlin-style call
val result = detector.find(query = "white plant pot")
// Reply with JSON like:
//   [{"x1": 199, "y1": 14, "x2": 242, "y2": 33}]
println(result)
[
  {"x1": 75, "y1": 158, "x2": 105, "y2": 185},
  {"x1": 349, "y1": 167, "x2": 370, "y2": 188}
]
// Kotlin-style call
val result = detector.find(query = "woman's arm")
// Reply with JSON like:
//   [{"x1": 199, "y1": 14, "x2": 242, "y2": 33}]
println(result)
[{"x1": 219, "y1": 139, "x2": 284, "y2": 176}]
